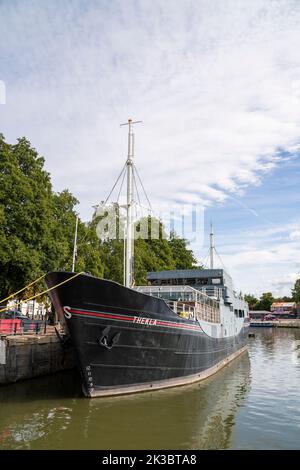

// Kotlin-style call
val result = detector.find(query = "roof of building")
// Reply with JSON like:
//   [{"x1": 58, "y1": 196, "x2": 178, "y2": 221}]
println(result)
[
  {"x1": 271, "y1": 302, "x2": 295, "y2": 308},
  {"x1": 249, "y1": 310, "x2": 270, "y2": 314},
  {"x1": 147, "y1": 269, "x2": 224, "y2": 280}
]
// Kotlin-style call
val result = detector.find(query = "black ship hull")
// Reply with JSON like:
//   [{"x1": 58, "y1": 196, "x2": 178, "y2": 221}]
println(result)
[{"x1": 45, "y1": 272, "x2": 249, "y2": 397}]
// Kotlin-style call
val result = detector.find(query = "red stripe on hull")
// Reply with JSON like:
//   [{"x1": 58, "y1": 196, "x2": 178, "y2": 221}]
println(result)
[{"x1": 68, "y1": 307, "x2": 202, "y2": 332}]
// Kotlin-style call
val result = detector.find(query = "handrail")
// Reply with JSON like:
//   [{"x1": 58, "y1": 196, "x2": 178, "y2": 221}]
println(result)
[
  {"x1": 136, "y1": 286, "x2": 221, "y2": 324},
  {"x1": 135, "y1": 285, "x2": 220, "y2": 310}
]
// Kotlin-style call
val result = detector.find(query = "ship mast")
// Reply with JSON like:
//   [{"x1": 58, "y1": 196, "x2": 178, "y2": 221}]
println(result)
[
  {"x1": 121, "y1": 118, "x2": 142, "y2": 287},
  {"x1": 72, "y1": 215, "x2": 79, "y2": 272},
  {"x1": 209, "y1": 222, "x2": 214, "y2": 269}
]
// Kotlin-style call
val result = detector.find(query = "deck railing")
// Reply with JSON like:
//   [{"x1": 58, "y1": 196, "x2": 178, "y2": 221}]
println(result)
[
  {"x1": 199, "y1": 285, "x2": 223, "y2": 300},
  {"x1": 135, "y1": 285, "x2": 220, "y2": 323}
]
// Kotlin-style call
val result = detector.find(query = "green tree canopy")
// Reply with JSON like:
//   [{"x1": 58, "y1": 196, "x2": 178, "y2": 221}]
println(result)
[
  {"x1": 0, "y1": 135, "x2": 105, "y2": 300},
  {"x1": 0, "y1": 135, "x2": 198, "y2": 299},
  {"x1": 97, "y1": 216, "x2": 198, "y2": 285},
  {"x1": 169, "y1": 231, "x2": 197, "y2": 269},
  {"x1": 244, "y1": 294, "x2": 259, "y2": 310},
  {"x1": 292, "y1": 279, "x2": 300, "y2": 303},
  {"x1": 257, "y1": 292, "x2": 274, "y2": 311},
  {"x1": 0, "y1": 135, "x2": 53, "y2": 298}
]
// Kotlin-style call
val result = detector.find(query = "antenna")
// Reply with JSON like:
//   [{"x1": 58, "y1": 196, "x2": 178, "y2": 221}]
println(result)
[{"x1": 209, "y1": 222, "x2": 214, "y2": 269}]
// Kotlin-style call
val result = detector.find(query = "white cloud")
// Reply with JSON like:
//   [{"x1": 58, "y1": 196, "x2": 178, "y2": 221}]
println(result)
[
  {"x1": 0, "y1": 80, "x2": 5, "y2": 104},
  {"x1": 289, "y1": 230, "x2": 300, "y2": 241},
  {"x1": 1, "y1": 0, "x2": 300, "y2": 217},
  {"x1": 1, "y1": 0, "x2": 300, "y2": 295},
  {"x1": 197, "y1": 221, "x2": 300, "y2": 297}
]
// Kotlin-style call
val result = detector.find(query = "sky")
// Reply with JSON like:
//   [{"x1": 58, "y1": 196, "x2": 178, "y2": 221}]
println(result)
[{"x1": 0, "y1": 0, "x2": 300, "y2": 297}]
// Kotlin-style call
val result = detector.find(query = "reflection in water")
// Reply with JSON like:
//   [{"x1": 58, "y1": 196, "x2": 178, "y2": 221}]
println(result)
[
  {"x1": 291, "y1": 338, "x2": 300, "y2": 365},
  {"x1": 232, "y1": 328, "x2": 300, "y2": 450},
  {"x1": 75, "y1": 353, "x2": 250, "y2": 450},
  {"x1": 0, "y1": 353, "x2": 250, "y2": 450},
  {"x1": 0, "y1": 370, "x2": 81, "y2": 449},
  {"x1": 1, "y1": 328, "x2": 300, "y2": 449}
]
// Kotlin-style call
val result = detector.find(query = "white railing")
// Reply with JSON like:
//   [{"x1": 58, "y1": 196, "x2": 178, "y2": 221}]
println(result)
[
  {"x1": 135, "y1": 285, "x2": 220, "y2": 323},
  {"x1": 199, "y1": 286, "x2": 223, "y2": 300},
  {"x1": 166, "y1": 301, "x2": 196, "y2": 319}
]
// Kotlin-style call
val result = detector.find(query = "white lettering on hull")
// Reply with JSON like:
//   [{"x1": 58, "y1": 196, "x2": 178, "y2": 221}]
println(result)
[{"x1": 133, "y1": 316, "x2": 157, "y2": 326}]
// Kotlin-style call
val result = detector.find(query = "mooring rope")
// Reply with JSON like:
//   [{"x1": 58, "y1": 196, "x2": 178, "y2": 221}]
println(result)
[
  {"x1": 0, "y1": 273, "x2": 46, "y2": 305},
  {"x1": 0, "y1": 271, "x2": 84, "y2": 314}
]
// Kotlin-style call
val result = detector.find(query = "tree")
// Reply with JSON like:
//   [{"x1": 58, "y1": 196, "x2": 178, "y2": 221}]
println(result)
[
  {"x1": 276, "y1": 295, "x2": 293, "y2": 302},
  {"x1": 0, "y1": 134, "x2": 200, "y2": 299},
  {"x1": 99, "y1": 216, "x2": 177, "y2": 285},
  {"x1": 258, "y1": 292, "x2": 274, "y2": 311},
  {"x1": 94, "y1": 216, "x2": 199, "y2": 285},
  {"x1": 0, "y1": 135, "x2": 53, "y2": 298},
  {"x1": 244, "y1": 294, "x2": 259, "y2": 310},
  {"x1": 292, "y1": 279, "x2": 300, "y2": 303},
  {"x1": 44, "y1": 189, "x2": 79, "y2": 272},
  {"x1": 0, "y1": 135, "x2": 105, "y2": 301},
  {"x1": 76, "y1": 220, "x2": 104, "y2": 278},
  {"x1": 101, "y1": 239, "x2": 124, "y2": 283},
  {"x1": 169, "y1": 231, "x2": 197, "y2": 269}
]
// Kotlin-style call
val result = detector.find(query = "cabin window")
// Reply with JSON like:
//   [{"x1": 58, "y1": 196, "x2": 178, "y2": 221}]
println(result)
[
  {"x1": 234, "y1": 309, "x2": 238, "y2": 316},
  {"x1": 212, "y1": 278, "x2": 221, "y2": 284}
]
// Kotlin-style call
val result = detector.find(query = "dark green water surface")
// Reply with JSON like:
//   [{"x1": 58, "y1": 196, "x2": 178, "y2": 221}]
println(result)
[{"x1": 0, "y1": 328, "x2": 299, "y2": 449}]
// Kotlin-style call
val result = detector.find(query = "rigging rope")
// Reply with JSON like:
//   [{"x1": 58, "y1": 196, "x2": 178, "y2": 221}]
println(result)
[
  {"x1": 214, "y1": 247, "x2": 228, "y2": 271},
  {"x1": 104, "y1": 163, "x2": 127, "y2": 205},
  {"x1": 98, "y1": 156, "x2": 153, "y2": 229},
  {"x1": 116, "y1": 164, "x2": 127, "y2": 203},
  {"x1": 133, "y1": 163, "x2": 152, "y2": 211},
  {"x1": 101, "y1": 161, "x2": 153, "y2": 222},
  {"x1": 202, "y1": 248, "x2": 211, "y2": 269},
  {"x1": 132, "y1": 170, "x2": 142, "y2": 208}
]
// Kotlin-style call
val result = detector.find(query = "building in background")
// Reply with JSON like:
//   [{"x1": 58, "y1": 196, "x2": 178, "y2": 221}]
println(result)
[
  {"x1": 6, "y1": 299, "x2": 48, "y2": 319},
  {"x1": 249, "y1": 310, "x2": 271, "y2": 320},
  {"x1": 270, "y1": 302, "x2": 297, "y2": 318}
]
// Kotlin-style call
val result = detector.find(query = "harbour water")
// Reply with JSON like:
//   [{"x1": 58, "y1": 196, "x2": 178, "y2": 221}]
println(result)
[{"x1": 0, "y1": 328, "x2": 299, "y2": 450}]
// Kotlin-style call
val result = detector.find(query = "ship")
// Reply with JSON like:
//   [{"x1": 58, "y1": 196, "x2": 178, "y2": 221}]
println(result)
[{"x1": 45, "y1": 119, "x2": 249, "y2": 398}]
